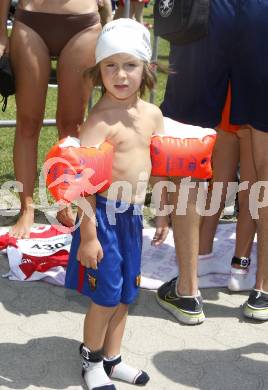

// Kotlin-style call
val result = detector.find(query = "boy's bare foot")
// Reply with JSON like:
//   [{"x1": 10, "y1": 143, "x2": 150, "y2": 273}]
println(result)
[
  {"x1": 56, "y1": 206, "x2": 75, "y2": 227},
  {"x1": 10, "y1": 207, "x2": 35, "y2": 239}
]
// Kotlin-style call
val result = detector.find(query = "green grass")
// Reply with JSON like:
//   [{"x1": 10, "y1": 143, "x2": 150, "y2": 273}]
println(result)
[{"x1": 0, "y1": 5, "x2": 169, "y2": 205}]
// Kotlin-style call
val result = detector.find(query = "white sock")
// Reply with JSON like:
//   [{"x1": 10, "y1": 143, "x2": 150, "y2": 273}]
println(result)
[
  {"x1": 254, "y1": 289, "x2": 268, "y2": 296},
  {"x1": 228, "y1": 267, "x2": 255, "y2": 292},
  {"x1": 228, "y1": 257, "x2": 255, "y2": 292},
  {"x1": 198, "y1": 253, "x2": 214, "y2": 260},
  {"x1": 198, "y1": 253, "x2": 214, "y2": 276},
  {"x1": 198, "y1": 252, "x2": 231, "y2": 276},
  {"x1": 103, "y1": 355, "x2": 149, "y2": 385},
  {"x1": 80, "y1": 345, "x2": 116, "y2": 390}
]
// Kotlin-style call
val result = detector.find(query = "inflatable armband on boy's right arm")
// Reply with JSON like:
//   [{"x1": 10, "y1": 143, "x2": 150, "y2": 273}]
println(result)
[
  {"x1": 44, "y1": 137, "x2": 114, "y2": 204},
  {"x1": 151, "y1": 117, "x2": 217, "y2": 179}
]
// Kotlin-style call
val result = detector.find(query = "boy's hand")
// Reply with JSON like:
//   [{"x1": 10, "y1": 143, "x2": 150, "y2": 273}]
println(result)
[
  {"x1": 77, "y1": 238, "x2": 103, "y2": 269},
  {"x1": 151, "y1": 215, "x2": 169, "y2": 246}
]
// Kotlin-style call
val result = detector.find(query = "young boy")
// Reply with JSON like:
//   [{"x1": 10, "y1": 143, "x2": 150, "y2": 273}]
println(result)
[{"x1": 65, "y1": 19, "x2": 168, "y2": 390}]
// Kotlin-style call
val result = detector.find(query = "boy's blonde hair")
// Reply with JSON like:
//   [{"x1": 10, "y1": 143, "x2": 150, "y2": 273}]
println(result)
[{"x1": 84, "y1": 62, "x2": 156, "y2": 98}]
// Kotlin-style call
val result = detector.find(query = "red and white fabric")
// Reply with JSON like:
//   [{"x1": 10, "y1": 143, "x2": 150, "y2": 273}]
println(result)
[{"x1": 0, "y1": 225, "x2": 71, "y2": 286}]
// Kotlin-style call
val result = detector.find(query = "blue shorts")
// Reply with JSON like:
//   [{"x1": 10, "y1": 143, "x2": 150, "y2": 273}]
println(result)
[
  {"x1": 161, "y1": 0, "x2": 268, "y2": 132},
  {"x1": 65, "y1": 194, "x2": 143, "y2": 307}
]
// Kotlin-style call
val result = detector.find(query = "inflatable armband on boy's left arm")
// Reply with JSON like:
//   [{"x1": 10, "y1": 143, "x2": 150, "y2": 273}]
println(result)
[
  {"x1": 44, "y1": 137, "x2": 114, "y2": 204},
  {"x1": 150, "y1": 117, "x2": 217, "y2": 179}
]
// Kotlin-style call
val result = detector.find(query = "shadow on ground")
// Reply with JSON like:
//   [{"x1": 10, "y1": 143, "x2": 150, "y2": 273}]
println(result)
[
  {"x1": 0, "y1": 255, "x2": 257, "y2": 324},
  {"x1": 153, "y1": 343, "x2": 268, "y2": 390},
  {"x1": 0, "y1": 337, "x2": 83, "y2": 389},
  {"x1": 0, "y1": 338, "x2": 267, "y2": 389}
]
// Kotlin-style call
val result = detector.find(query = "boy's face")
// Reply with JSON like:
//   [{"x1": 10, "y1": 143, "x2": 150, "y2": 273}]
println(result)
[{"x1": 100, "y1": 53, "x2": 144, "y2": 101}]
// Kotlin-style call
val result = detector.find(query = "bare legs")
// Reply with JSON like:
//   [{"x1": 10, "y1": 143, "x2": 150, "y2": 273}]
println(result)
[
  {"x1": 235, "y1": 128, "x2": 256, "y2": 258},
  {"x1": 114, "y1": 1, "x2": 144, "y2": 24},
  {"x1": 99, "y1": 0, "x2": 113, "y2": 25},
  {"x1": 82, "y1": 302, "x2": 149, "y2": 388},
  {"x1": 170, "y1": 178, "x2": 201, "y2": 296},
  {"x1": 155, "y1": 177, "x2": 205, "y2": 325},
  {"x1": 199, "y1": 128, "x2": 256, "y2": 260},
  {"x1": 251, "y1": 128, "x2": 268, "y2": 292},
  {"x1": 55, "y1": 23, "x2": 101, "y2": 228},
  {"x1": 10, "y1": 21, "x2": 50, "y2": 238},
  {"x1": 199, "y1": 130, "x2": 239, "y2": 255},
  {"x1": 132, "y1": 1, "x2": 145, "y2": 24},
  {"x1": 9, "y1": 20, "x2": 101, "y2": 238},
  {"x1": 168, "y1": 129, "x2": 256, "y2": 294},
  {"x1": 84, "y1": 302, "x2": 128, "y2": 356}
]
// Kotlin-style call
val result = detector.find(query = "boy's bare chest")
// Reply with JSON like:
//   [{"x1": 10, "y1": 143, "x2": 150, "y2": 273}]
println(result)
[{"x1": 109, "y1": 125, "x2": 152, "y2": 151}]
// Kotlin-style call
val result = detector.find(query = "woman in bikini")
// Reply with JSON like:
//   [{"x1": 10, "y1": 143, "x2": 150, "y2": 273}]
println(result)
[{"x1": 0, "y1": 0, "x2": 101, "y2": 238}]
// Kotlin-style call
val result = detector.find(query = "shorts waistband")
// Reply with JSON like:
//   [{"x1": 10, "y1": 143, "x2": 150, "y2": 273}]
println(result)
[{"x1": 96, "y1": 194, "x2": 142, "y2": 215}]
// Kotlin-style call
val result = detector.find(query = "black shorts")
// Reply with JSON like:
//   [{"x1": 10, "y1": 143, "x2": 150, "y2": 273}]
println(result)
[{"x1": 161, "y1": 0, "x2": 268, "y2": 132}]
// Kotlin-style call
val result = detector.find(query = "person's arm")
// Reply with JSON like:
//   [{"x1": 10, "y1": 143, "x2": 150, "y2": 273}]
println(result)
[
  {"x1": 150, "y1": 106, "x2": 170, "y2": 245},
  {"x1": 76, "y1": 115, "x2": 111, "y2": 268},
  {"x1": 0, "y1": 0, "x2": 11, "y2": 56},
  {"x1": 79, "y1": 113, "x2": 110, "y2": 148},
  {"x1": 76, "y1": 195, "x2": 104, "y2": 270},
  {"x1": 151, "y1": 104, "x2": 165, "y2": 136},
  {"x1": 150, "y1": 175, "x2": 170, "y2": 246}
]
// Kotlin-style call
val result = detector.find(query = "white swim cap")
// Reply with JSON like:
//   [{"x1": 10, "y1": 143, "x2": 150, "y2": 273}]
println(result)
[{"x1": 95, "y1": 18, "x2": 152, "y2": 64}]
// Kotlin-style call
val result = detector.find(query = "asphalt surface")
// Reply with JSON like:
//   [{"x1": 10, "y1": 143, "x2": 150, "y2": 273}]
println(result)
[{"x1": 0, "y1": 247, "x2": 267, "y2": 390}]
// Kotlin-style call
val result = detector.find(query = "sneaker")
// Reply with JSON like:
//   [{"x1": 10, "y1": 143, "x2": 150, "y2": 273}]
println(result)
[
  {"x1": 243, "y1": 289, "x2": 268, "y2": 320},
  {"x1": 156, "y1": 277, "x2": 205, "y2": 325}
]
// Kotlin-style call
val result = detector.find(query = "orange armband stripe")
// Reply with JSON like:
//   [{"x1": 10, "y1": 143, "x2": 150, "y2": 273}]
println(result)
[{"x1": 44, "y1": 137, "x2": 113, "y2": 203}]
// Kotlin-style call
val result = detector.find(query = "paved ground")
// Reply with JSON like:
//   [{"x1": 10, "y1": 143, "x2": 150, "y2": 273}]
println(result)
[{"x1": 0, "y1": 248, "x2": 267, "y2": 390}]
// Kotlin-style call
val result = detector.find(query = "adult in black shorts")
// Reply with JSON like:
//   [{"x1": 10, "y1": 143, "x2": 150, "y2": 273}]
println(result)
[{"x1": 157, "y1": 0, "x2": 268, "y2": 322}]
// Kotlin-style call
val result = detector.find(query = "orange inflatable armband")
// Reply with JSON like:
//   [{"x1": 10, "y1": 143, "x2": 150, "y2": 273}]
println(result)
[
  {"x1": 44, "y1": 137, "x2": 113, "y2": 203},
  {"x1": 151, "y1": 117, "x2": 217, "y2": 179}
]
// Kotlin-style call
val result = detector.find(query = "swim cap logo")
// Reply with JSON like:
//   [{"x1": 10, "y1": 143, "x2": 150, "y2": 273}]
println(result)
[{"x1": 159, "y1": 0, "x2": 174, "y2": 18}]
